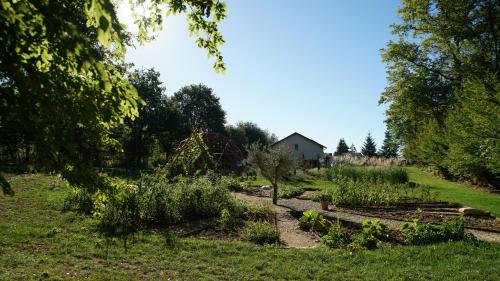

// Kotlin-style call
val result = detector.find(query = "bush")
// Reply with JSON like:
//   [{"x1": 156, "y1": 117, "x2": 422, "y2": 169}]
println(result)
[
  {"x1": 242, "y1": 202, "x2": 275, "y2": 222},
  {"x1": 401, "y1": 218, "x2": 472, "y2": 245},
  {"x1": 137, "y1": 171, "x2": 236, "y2": 226},
  {"x1": 278, "y1": 184, "x2": 306, "y2": 199},
  {"x1": 325, "y1": 165, "x2": 408, "y2": 184},
  {"x1": 93, "y1": 180, "x2": 141, "y2": 244},
  {"x1": 241, "y1": 221, "x2": 280, "y2": 244},
  {"x1": 63, "y1": 187, "x2": 94, "y2": 214},
  {"x1": 321, "y1": 222, "x2": 348, "y2": 248}
]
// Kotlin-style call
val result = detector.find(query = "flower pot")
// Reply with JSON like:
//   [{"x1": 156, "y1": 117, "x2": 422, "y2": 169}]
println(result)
[{"x1": 320, "y1": 200, "x2": 329, "y2": 210}]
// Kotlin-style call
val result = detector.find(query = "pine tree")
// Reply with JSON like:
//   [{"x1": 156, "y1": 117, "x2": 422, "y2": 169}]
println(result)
[
  {"x1": 361, "y1": 132, "x2": 377, "y2": 157},
  {"x1": 334, "y1": 138, "x2": 350, "y2": 156},
  {"x1": 379, "y1": 130, "x2": 399, "y2": 158}
]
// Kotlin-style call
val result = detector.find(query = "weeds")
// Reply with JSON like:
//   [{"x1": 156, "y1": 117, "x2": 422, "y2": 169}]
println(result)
[{"x1": 241, "y1": 221, "x2": 280, "y2": 245}]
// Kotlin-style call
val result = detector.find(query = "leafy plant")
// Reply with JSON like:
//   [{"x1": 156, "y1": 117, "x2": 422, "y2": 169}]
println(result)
[
  {"x1": 325, "y1": 165, "x2": 408, "y2": 184},
  {"x1": 362, "y1": 220, "x2": 388, "y2": 240},
  {"x1": 321, "y1": 221, "x2": 348, "y2": 248},
  {"x1": 401, "y1": 218, "x2": 472, "y2": 245},
  {"x1": 349, "y1": 232, "x2": 380, "y2": 250},
  {"x1": 241, "y1": 221, "x2": 280, "y2": 245},
  {"x1": 299, "y1": 210, "x2": 329, "y2": 234},
  {"x1": 312, "y1": 190, "x2": 332, "y2": 202}
]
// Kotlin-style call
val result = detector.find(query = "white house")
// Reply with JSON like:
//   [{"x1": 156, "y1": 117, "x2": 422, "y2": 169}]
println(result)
[{"x1": 272, "y1": 132, "x2": 326, "y2": 161}]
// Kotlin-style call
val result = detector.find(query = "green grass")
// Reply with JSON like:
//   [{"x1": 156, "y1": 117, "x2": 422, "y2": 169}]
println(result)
[
  {"x1": 1, "y1": 174, "x2": 500, "y2": 280},
  {"x1": 406, "y1": 167, "x2": 500, "y2": 217}
]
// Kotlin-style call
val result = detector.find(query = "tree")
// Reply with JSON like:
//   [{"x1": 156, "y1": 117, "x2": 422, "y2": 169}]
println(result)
[
  {"x1": 0, "y1": 0, "x2": 227, "y2": 193},
  {"x1": 379, "y1": 130, "x2": 399, "y2": 158},
  {"x1": 225, "y1": 122, "x2": 272, "y2": 154},
  {"x1": 246, "y1": 144, "x2": 295, "y2": 204},
  {"x1": 172, "y1": 84, "x2": 226, "y2": 133},
  {"x1": 361, "y1": 133, "x2": 377, "y2": 157},
  {"x1": 349, "y1": 144, "x2": 357, "y2": 154},
  {"x1": 334, "y1": 139, "x2": 349, "y2": 156},
  {"x1": 380, "y1": 0, "x2": 500, "y2": 185}
]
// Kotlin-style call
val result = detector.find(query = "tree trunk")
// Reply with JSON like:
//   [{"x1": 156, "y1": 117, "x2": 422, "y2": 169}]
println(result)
[{"x1": 272, "y1": 183, "x2": 278, "y2": 205}]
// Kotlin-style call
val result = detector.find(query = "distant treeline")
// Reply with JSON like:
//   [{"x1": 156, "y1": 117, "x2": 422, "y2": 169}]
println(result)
[{"x1": 0, "y1": 68, "x2": 274, "y2": 169}]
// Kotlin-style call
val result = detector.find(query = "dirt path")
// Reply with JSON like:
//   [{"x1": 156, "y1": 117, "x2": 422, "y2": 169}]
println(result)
[
  {"x1": 233, "y1": 193, "x2": 320, "y2": 248},
  {"x1": 234, "y1": 192, "x2": 500, "y2": 244}
]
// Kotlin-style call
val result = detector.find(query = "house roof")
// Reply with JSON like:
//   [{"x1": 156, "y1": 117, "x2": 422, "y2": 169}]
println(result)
[{"x1": 272, "y1": 132, "x2": 327, "y2": 149}]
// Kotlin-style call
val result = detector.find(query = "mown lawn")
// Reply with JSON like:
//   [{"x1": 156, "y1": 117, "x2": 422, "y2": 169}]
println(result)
[
  {"x1": 1, "y1": 174, "x2": 499, "y2": 280},
  {"x1": 406, "y1": 167, "x2": 500, "y2": 217}
]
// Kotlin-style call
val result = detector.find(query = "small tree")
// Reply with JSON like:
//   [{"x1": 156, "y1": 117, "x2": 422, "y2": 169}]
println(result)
[
  {"x1": 379, "y1": 130, "x2": 399, "y2": 158},
  {"x1": 361, "y1": 132, "x2": 377, "y2": 157},
  {"x1": 349, "y1": 144, "x2": 357, "y2": 154},
  {"x1": 334, "y1": 138, "x2": 350, "y2": 156},
  {"x1": 246, "y1": 143, "x2": 295, "y2": 204}
]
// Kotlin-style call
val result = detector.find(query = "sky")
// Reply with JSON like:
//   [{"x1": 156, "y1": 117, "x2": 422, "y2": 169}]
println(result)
[{"x1": 117, "y1": 1, "x2": 402, "y2": 153}]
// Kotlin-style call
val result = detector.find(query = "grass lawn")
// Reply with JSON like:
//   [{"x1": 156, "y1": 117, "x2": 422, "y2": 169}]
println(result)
[
  {"x1": 406, "y1": 167, "x2": 500, "y2": 217},
  {"x1": 1, "y1": 174, "x2": 499, "y2": 280}
]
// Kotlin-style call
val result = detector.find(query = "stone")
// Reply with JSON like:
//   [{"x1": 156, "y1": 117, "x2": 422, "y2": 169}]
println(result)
[{"x1": 458, "y1": 207, "x2": 491, "y2": 217}]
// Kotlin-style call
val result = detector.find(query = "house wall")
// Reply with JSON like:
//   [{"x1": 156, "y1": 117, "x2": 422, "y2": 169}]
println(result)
[{"x1": 277, "y1": 134, "x2": 324, "y2": 160}]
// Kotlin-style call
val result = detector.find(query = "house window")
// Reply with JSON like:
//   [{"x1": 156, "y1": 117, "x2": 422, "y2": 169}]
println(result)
[{"x1": 294, "y1": 144, "x2": 299, "y2": 151}]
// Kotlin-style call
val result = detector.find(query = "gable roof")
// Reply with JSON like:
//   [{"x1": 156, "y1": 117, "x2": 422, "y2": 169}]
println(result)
[{"x1": 272, "y1": 132, "x2": 326, "y2": 149}]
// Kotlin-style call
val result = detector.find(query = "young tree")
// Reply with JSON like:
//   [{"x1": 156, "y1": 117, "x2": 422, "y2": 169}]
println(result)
[
  {"x1": 172, "y1": 84, "x2": 226, "y2": 133},
  {"x1": 246, "y1": 144, "x2": 295, "y2": 204},
  {"x1": 361, "y1": 133, "x2": 377, "y2": 157},
  {"x1": 379, "y1": 130, "x2": 399, "y2": 158},
  {"x1": 334, "y1": 139, "x2": 349, "y2": 156}
]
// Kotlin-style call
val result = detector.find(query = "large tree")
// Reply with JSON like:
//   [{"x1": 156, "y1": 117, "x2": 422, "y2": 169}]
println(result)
[
  {"x1": 0, "y1": 0, "x2": 227, "y2": 193},
  {"x1": 380, "y1": 0, "x2": 500, "y2": 185},
  {"x1": 172, "y1": 84, "x2": 226, "y2": 133}
]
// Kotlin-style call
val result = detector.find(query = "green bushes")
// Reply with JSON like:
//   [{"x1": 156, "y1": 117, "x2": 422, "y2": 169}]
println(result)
[
  {"x1": 241, "y1": 221, "x2": 280, "y2": 244},
  {"x1": 137, "y1": 174, "x2": 235, "y2": 226},
  {"x1": 331, "y1": 178, "x2": 432, "y2": 207},
  {"x1": 325, "y1": 165, "x2": 408, "y2": 184},
  {"x1": 401, "y1": 218, "x2": 472, "y2": 245}
]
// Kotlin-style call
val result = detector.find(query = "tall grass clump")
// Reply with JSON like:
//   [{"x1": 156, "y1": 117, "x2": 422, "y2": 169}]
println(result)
[
  {"x1": 325, "y1": 165, "x2": 408, "y2": 184},
  {"x1": 331, "y1": 178, "x2": 432, "y2": 207}
]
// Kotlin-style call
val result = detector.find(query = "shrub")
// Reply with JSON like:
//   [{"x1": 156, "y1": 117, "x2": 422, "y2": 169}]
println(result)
[
  {"x1": 325, "y1": 165, "x2": 408, "y2": 184},
  {"x1": 312, "y1": 190, "x2": 332, "y2": 202},
  {"x1": 321, "y1": 221, "x2": 348, "y2": 248},
  {"x1": 242, "y1": 202, "x2": 275, "y2": 222},
  {"x1": 63, "y1": 187, "x2": 94, "y2": 214},
  {"x1": 299, "y1": 210, "x2": 330, "y2": 234},
  {"x1": 401, "y1": 218, "x2": 471, "y2": 245},
  {"x1": 93, "y1": 180, "x2": 141, "y2": 247},
  {"x1": 241, "y1": 221, "x2": 280, "y2": 245},
  {"x1": 219, "y1": 208, "x2": 238, "y2": 231},
  {"x1": 278, "y1": 184, "x2": 306, "y2": 199},
  {"x1": 136, "y1": 172, "x2": 236, "y2": 226}
]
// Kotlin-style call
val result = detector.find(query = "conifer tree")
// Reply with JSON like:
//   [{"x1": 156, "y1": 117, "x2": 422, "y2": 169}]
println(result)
[
  {"x1": 334, "y1": 138, "x2": 350, "y2": 156},
  {"x1": 361, "y1": 133, "x2": 377, "y2": 157},
  {"x1": 379, "y1": 130, "x2": 399, "y2": 158}
]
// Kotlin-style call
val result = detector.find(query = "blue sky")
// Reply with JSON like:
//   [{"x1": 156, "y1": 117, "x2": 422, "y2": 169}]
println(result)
[{"x1": 118, "y1": 1, "x2": 401, "y2": 153}]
